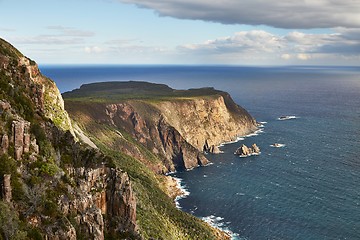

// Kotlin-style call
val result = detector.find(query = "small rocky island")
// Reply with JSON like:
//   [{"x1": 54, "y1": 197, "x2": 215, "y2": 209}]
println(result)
[{"x1": 234, "y1": 143, "x2": 260, "y2": 157}]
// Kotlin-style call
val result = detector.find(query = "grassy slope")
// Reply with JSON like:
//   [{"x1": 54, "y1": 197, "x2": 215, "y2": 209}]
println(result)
[{"x1": 78, "y1": 120, "x2": 220, "y2": 240}]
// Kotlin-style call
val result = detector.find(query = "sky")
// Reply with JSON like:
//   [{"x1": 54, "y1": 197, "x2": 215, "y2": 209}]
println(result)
[{"x1": 0, "y1": 0, "x2": 359, "y2": 65}]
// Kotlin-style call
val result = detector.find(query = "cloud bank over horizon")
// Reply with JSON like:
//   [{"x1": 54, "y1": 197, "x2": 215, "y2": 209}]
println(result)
[
  {"x1": 177, "y1": 28, "x2": 360, "y2": 64},
  {"x1": 119, "y1": 0, "x2": 360, "y2": 29},
  {"x1": 1, "y1": 0, "x2": 358, "y2": 65}
]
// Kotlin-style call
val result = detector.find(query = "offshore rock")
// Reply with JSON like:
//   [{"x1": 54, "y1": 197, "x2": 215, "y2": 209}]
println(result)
[
  {"x1": 235, "y1": 143, "x2": 260, "y2": 157},
  {"x1": 252, "y1": 143, "x2": 260, "y2": 153}
]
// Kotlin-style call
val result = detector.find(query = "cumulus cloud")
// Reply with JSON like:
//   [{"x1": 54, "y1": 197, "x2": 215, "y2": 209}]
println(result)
[
  {"x1": 119, "y1": 0, "x2": 360, "y2": 29},
  {"x1": 179, "y1": 30, "x2": 285, "y2": 54},
  {"x1": 178, "y1": 28, "x2": 360, "y2": 63}
]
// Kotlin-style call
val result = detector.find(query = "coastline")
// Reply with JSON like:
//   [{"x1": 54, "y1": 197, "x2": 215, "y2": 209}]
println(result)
[
  {"x1": 166, "y1": 125, "x2": 265, "y2": 239},
  {"x1": 165, "y1": 175, "x2": 232, "y2": 239}
]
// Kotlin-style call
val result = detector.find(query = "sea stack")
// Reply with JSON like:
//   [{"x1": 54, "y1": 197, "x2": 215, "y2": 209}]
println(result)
[{"x1": 234, "y1": 143, "x2": 260, "y2": 157}]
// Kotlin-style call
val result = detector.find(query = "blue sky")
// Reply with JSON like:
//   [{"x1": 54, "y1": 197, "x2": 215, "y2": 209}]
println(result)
[{"x1": 0, "y1": 0, "x2": 359, "y2": 65}]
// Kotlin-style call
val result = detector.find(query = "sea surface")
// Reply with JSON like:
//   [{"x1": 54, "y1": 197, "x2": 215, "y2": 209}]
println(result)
[{"x1": 41, "y1": 65, "x2": 360, "y2": 240}]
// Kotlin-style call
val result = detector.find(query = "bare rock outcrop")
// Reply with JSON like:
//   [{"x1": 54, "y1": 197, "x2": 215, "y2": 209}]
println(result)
[
  {"x1": 103, "y1": 102, "x2": 209, "y2": 172},
  {"x1": 0, "y1": 100, "x2": 11, "y2": 113},
  {"x1": 0, "y1": 134, "x2": 9, "y2": 154},
  {"x1": 45, "y1": 220, "x2": 77, "y2": 240},
  {"x1": 1, "y1": 174, "x2": 12, "y2": 203},
  {"x1": 153, "y1": 94, "x2": 257, "y2": 152},
  {"x1": 60, "y1": 166, "x2": 137, "y2": 239},
  {"x1": 234, "y1": 143, "x2": 260, "y2": 157},
  {"x1": 203, "y1": 139, "x2": 221, "y2": 153},
  {"x1": 12, "y1": 120, "x2": 31, "y2": 160},
  {"x1": 65, "y1": 87, "x2": 257, "y2": 173}
]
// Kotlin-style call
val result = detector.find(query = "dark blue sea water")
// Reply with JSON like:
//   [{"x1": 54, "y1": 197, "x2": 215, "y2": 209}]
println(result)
[{"x1": 41, "y1": 65, "x2": 360, "y2": 240}]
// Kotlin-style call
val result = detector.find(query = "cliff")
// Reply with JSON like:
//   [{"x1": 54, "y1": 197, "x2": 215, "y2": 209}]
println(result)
[
  {"x1": 0, "y1": 38, "x2": 230, "y2": 239},
  {"x1": 64, "y1": 82, "x2": 257, "y2": 173},
  {"x1": 0, "y1": 38, "x2": 137, "y2": 239}
]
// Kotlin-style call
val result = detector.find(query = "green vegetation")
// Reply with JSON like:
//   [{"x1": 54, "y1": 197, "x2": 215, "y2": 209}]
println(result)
[
  {"x1": 96, "y1": 142, "x2": 218, "y2": 240},
  {"x1": 0, "y1": 201, "x2": 27, "y2": 240},
  {"x1": 63, "y1": 81, "x2": 223, "y2": 103},
  {"x1": 0, "y1": 38, "x2": 23, "y2": 59},
  {"x1": 0, "y1": 38, "x2": 224, "y2": 239}
]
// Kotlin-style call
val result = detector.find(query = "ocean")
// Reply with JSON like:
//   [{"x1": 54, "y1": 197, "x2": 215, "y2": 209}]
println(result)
[{"x1": 41, "y1": 65, "x2": 360, "y2": 240}]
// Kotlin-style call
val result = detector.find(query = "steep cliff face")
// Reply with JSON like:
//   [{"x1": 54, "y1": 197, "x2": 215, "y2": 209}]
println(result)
[
  {"x1": 61, "y1": 165, "x2": 137, "y2": 239},
  {"x1": 151, "y1": 93, "x2": 257, "y2": 152},
  {"x1": 0, "y1": 38, "x2": 138, "y2": 239},
  {"x1": 0, "y1": 39, "x2": 73, "y2": 133},
  {"x1": 64, "y1": 82, "x2": 257, "y2": 172},
  {"x1": 103, "y1": 101, "x2": 209, "y2": 172}
]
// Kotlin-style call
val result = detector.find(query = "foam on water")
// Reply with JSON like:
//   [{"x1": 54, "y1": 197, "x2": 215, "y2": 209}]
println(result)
[
  {"x1": 245, "y1": 128, "x2": 264, "y2": 137},
  {"x1": 238, "y1": 152, "x2": 261, "y2": 158},
  {"x1": 172, "y1": 177, "x2": 190, "y2": 209},
  {"x1": 219, "y1": 136, "x2": 245, "y2": 147},
  {"x1": 201, "y1": 215, "x2": 247, "y2": 240},
  {"x1": 219, "y1": 125, "x2": 265, "y2": 149}
]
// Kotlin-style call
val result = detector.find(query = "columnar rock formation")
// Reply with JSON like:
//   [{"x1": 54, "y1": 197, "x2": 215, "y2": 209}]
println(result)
[
  {"x1": 60, "y1": 166, "x2": 137, "y2": 239},
  {"x1": 12, "y1": 120, "x2": 31, "y2": 160},
  {"x1": 0, "y1": 134, "x2": 9, "y2": 154},
  {"x1": 1, "y1": 174, "x2": 11, "y2": 203}
]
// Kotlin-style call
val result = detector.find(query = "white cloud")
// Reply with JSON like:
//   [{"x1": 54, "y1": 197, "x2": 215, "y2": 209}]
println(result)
[
  {"x1": 0, "y1": 28, "x2": 15, "y2": 32},
  {"x1": 281, "y1": 54, "x2": 291, "y2": 60},
  {"x1": 13, "y1": 36, "x2": 86, "y2": 45},
  {"x1": 297, "y1": 53, "x2": 311, "y2": 60},
  {"x1": 11, "y1": 26, "x2": 95, "y2": 45},
  {"x1": 84, "y1": 46, "x2": 103, "y2": 54},
  {"x1": 179, "y1": 30, "x2": 285, "y2": 54},
  {"x1": 47, "y1": 26, "x2": 95, "y2": 37},
  {"x1": 178, "y1": 29, "x2": 360, "y2": 64},
  {"x1": 119, "y1": 0, "x2": 360, "y2": 29}
]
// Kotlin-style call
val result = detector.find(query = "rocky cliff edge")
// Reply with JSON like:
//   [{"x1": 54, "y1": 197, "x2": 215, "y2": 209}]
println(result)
[{"x1": 64, "y1": 82, "x2": 257, "y2": 173}]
